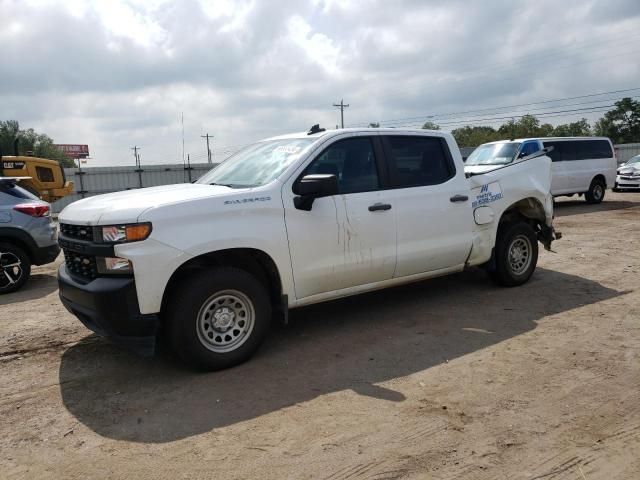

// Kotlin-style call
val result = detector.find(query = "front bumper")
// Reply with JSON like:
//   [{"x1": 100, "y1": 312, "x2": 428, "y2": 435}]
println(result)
[
  {"x1": 614, "y1": 175, "x2": 640, "y2": 191},
  {"x1": 58, "y1": 265, "x2": 159, "y2": 356},
  {"x1": 32, "y1": 243, "x2": 61, "y2": 266}
]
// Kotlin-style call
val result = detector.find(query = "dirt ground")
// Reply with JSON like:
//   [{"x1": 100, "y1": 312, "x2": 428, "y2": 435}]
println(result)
[{"x1": 1, "y1": 192, "x2": 639, "y2": 480}]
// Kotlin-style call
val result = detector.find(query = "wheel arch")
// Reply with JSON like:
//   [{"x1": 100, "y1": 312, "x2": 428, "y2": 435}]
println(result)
[
  {"x1": 0, "y1": 227, "x2": 37, "y2": 263},
  {"x1": 161, "y1": 247, "x2": 283, "y2": 314},
  {"x1": 592, "y1": 173, "x2": 606, "y2": 188},
  {"x1": 499, "y1": 197, "x2": 547, "y2": 227}
]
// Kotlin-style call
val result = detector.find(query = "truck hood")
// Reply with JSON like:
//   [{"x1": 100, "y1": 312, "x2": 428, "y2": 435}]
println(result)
[
  {"x1": 58, "y1": 183, "x2": 239, "y2": 225},
  {"x1": 618, "y1": 166, "x2": 640, "y2": 175},
  {"x1": 464, "y1": 164, "x2": 504, "y2": 174}
]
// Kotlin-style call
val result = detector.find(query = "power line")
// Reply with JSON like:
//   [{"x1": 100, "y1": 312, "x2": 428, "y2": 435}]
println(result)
[
  {"x1": 380, "y1": 95, "x2": 640, "y2": 129},
  {"x1": 333, "y1": 99, "x2": 350, "y2": 128},
  {"x1": 394, "y1": 105, "x2": 615, "y2": 130},
  {"x1": 347, "y1": 87, "x2": 640, "y2": 128}
]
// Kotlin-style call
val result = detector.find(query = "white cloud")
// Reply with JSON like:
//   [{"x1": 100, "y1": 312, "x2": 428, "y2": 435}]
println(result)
[{"x1": 287, "y1": 15, "x2": 340, "y2": 75}]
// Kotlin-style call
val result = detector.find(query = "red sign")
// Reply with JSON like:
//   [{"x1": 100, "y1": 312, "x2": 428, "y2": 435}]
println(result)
[{"x1": 54, "y1": 144, "x2": 90, "y2": 159}]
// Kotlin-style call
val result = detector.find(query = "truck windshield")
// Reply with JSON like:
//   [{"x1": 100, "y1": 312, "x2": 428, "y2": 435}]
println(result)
[
  {"x1": 196, "y1": 138, "x2": 315, "y2": 188},
  {"x1": 466, "y1": 142, "x2": 521, "y2": 166}
]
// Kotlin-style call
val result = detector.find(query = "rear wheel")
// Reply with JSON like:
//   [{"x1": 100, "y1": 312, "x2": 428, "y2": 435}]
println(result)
[
  {"x1": 585, "y1": 178, "x2": 605, "y2": 204},
  {"x1": 0, "y1": 242, "x2": 31, "y2": 294},
  {"x1": 488, "y1": 222, "x2": 538, "y2": 287},
  {"x1": 165, "y1": 267, "x2": 271, "y2": 370}
]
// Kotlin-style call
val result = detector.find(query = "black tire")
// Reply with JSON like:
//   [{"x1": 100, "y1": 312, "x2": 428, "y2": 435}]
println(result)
[
  {"x1": 488, "y1": 222, "x2": 538, "y2": 287},
  {"x1": 585, "y1": 178, "x2": 605, "y2": 204},
  {"x1": 165, "y1": 267, "x2": 271, "y2": 371},
  {"x1": 0, "y1": 242, "x2": 31, "y2": 294}
]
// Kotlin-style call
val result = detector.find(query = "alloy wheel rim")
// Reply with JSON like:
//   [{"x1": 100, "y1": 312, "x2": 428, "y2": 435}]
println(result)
[
  {"x1": 196, "y1": 290, "x2": 255, "y2": 353},
  {"x1": 594, "y1": 184, "x2": 603, "y2": 200},
  {"x1": 0, "y1": 252, "x2": 23, "y2": 289},
  {"x1": 508, "y1": 235, "x2": 532, "y2": 275}
]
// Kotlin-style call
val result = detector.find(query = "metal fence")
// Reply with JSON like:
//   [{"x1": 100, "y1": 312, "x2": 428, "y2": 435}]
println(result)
[
  {"x1": 51, "y1": 142, "x2": 640, "y2": 213},
  {"x1": 52, "y1": 162, "x2": 217, "y2": 213},
  {"x1": 615, "y1": 143, "x2": 640, "y2": 164}
]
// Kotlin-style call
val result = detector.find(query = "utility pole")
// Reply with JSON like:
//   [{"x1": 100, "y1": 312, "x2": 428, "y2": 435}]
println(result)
[
  {"x1": 131, "y1": 146, "x2": 143, "y2": 188},
  {"x1": 201, "y1": 133, "x2": 214, "y2": 164},
  {"x1": 181, "y1": 112, "x2": 185, "y2": 165},
  {"x1": 131, "y1": 146, "x2": 140, "y2": 167},
  {"x1": 186, "y1": 153, "x2": 192, "y2": 182},
  {"x1": 333, "y1": 99, "x2": 349, "y2": 128}
]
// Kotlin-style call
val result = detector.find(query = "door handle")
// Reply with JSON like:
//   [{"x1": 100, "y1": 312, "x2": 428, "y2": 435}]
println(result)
[
  {"x1": 450, "y1": 195, "x2": 469, "y2": 203},
  {"x1": 368, "y1": 203, "x2": 392, "y2": 212}
]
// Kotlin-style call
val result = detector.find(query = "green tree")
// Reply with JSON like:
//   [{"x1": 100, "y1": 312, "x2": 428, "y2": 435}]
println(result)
[
  {"x1": 421, "y1": 121, "x2": 440, "y2": 130},
  {"x1": 538, "y1": 123, "x2": 555, "y2": 137},
  {"x1": 0, "y1": 120, "x2": 74, "y2": 167},
  {"x1": 552, "y1": 118, "x2": 591, "y2": 137},
  {"x1": 593, "y1": 98, "x2": 640, "y2": 143},
  {"x1": 498, "y1": 114, "x2": 547, "y2": 138},
  {"x1": 451, "y1": 125, "x2": 499, "y2": 147}
]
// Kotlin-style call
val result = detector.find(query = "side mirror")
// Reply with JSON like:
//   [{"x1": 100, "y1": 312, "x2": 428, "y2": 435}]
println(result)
[
  {"x1": 293, "y1": 174, "x2": 338, "y2": 211},
  {"x1": 518, "y1": 150, "x2": 527, "y2": 159}
]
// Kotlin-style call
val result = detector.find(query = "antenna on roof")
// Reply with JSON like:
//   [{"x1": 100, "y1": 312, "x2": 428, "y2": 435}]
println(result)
[{"x1": 307, "y1": 124, "x2": 326, "y2": 135}]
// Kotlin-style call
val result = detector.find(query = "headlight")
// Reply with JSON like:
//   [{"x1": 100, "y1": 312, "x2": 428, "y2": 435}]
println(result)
[
  {"x1": 99, "y1": 223, "x2": 152, "y2": 243},
  {"x1": 97, "y1": 256, "x2": 132, "y2": 274}
]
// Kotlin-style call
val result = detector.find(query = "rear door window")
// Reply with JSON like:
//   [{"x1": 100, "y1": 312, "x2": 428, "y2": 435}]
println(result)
[
  {"x1": 383, "y1": 136, "x2": 455, "y2": 188},
  {"x1": 0, "y1": 183, "x2": 39, "y2": 200},
  {"x1": 544, "y1": 141, "x2": 567, "y2": 162}
]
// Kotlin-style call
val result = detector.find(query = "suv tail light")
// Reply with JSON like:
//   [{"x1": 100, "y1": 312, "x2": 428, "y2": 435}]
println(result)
[{"x1": 13, "y1": 203, "x2": 50, "y2": 217}]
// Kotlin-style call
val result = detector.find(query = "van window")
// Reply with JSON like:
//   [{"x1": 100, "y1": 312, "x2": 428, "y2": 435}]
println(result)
[
  {"x1": 519, "y1": 142, "x2": 539, "y2": 157},
  {"x1": 384, "y1": 136, "x2": 455, "y2": 187},
  {"x1": 543, "y1": 140, "x2": 612, "y2": 162}
]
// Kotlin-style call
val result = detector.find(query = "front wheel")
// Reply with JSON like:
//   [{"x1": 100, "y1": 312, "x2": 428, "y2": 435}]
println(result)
[
  {"x1": 585, "y1": 178, "x2": 605, "y2": 204},
  {"x1": 165, "y1": 267, "x2": 271, "y2": 371},
  {"x1": 0, "y1": 243, "x2": 31, "y2": 294},
  {"x1": 488, "y1": 222, "x2": 538, "y2": 287}
]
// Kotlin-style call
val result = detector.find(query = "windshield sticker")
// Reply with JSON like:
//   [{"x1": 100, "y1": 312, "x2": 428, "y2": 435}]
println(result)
[
  {"x1": 224, "y1": 196, "x2": 271, "y2": 205},
  {"x1": 472, "y1": 182, "x2": 503, "y2": 208},
  {"x1": 273, "y1": 145, "x2": 302, "y2": 154}
]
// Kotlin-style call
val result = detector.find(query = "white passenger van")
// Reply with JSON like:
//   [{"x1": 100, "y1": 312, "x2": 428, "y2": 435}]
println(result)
[{"x1": 465, "y1": 137, "x2": 616, "y2": 203}]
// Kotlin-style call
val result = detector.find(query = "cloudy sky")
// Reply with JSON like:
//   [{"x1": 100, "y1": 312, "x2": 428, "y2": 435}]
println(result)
[{"x1": 2, "y1": 0, "x2": 640, "y2": 166}]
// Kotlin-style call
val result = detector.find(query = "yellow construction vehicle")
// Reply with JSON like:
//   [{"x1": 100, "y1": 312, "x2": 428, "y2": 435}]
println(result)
[{"x1": 0, "y1": 152, "x2": 74, "y2": 203}]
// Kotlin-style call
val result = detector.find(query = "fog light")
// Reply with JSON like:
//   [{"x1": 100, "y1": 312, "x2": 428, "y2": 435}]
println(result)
[{"x1": 97, "y1": 256, "x2": 132, "y2": 274}]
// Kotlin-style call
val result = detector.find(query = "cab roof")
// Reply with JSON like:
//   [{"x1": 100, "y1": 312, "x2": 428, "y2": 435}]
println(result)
[
  {"x1": 262, "y1": 127, "x2": 446, "y2": 142},
  {"x1": 481, "y1": 136, "x2": 611, "y2": 145}
]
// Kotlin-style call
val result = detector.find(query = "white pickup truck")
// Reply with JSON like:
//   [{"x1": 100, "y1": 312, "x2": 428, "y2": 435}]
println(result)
[{"x1": 58, "y1": 126, "x2": 559, "y2": 370}]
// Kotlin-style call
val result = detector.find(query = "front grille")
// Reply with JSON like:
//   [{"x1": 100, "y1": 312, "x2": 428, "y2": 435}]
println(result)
[
  {"x1": 60, "y1": 223, "x2": 94, "y2": 242},
  {"x1": 63, "y1": 249, "x2": 98, "y2": 280}
]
